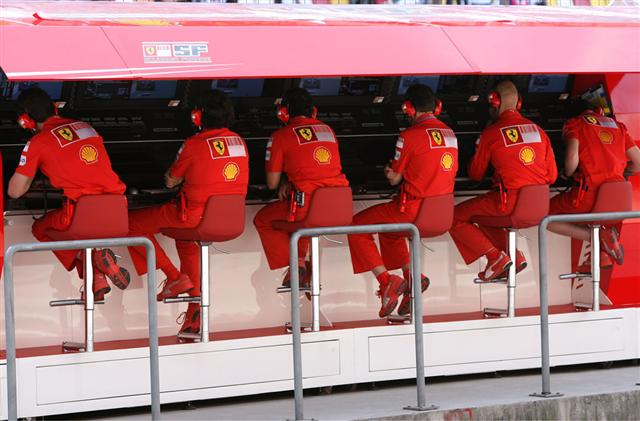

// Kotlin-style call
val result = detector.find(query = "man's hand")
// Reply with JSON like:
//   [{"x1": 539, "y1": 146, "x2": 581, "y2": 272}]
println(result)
[
  {"x1": 277, "y1": 180, "x2": 292, "y2": 201},
  {"x1": 164, "y1": 171, "x2": 183, "y2": 189},
  {"x1": 384, "y1": 162, "x2": 402, "y2": 186}
]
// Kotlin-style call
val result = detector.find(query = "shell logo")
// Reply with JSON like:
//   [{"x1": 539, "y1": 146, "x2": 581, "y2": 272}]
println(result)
[
  {"x1": 314, "y1": 146, "x2": 332, "y2": 164},
  {"x1": 223, "y1": 162, "x2": 239, "y2": 181},
  {"x1": 441, "y1": 152, "x2": 454, "y2": 171},
  {"x1": 79, "y1": 145, "x2": 98, "y2": 164},
  {"x1": 519, "y1": 146, "x2": 535, "y2": 165},
  {"x1": 598, "y1": 130, "x2": 613, "y2": 144}
]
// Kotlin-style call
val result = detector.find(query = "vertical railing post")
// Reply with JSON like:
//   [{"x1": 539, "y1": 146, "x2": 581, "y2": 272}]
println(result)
[
  {"x1": 201, "y1": 242, "x2": 211, "y2": 343},
  {"x1": 84, "y1": 248, "x2": 95, "y2": 352},
  {"x1": 290, "y1": 231, "x2": 304, "y2": 421},
  {"x1": 507, "y1": 229, "x2": 517, "y2": 318},
  {"x1": 591, "y1": 226, "x2": 601, "y2": 312},
  {"x1": 144, "y1": 241, "x2": 161, "y2": 420},
  {"x1": 4, "y1": 246, "x2": 18, "y2": 421},
  {"x1": 310, "y1": 236, "x2": 321, "y2": 332}
]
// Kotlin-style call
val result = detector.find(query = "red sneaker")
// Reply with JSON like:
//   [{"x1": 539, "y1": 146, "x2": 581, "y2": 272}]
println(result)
[
  {"x1": 397, "y1": 274, "x2": 430, "y2": 316},
  {"x1": 282, "y1": 261, "x2": 312, "y2": 289},
  {"x1": 600, "y1": 226, "x2": 624, "y2": 265},
  {"x1": 577, "y1": 250, "x2": 613, "y2": 274},
  {"x1": 478, "y1": 251, "x2": 512, "y2": 282},
  {"x1": 377, "y1": 275, "x2": 407, "y2": 318},
  {"x1": 178, "y1": 303, "x2": 201, "y2": 335},
  {"x1": 80, "y1": 271, "x2": 111, "y2": 302},
  {"x1": 495, "y1": 250, "x2": 528, "y2": 279},
  {"x1": 157, "y1": 273, "x2": 194, "y2": 301},
  {"x1": 93, "y1": 249, "x2": 131, "y2": 290}
]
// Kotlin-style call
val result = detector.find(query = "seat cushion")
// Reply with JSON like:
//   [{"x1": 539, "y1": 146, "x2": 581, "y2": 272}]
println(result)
[{"x1": 46, "y1": 195, "x2": 128, "y2": 240}]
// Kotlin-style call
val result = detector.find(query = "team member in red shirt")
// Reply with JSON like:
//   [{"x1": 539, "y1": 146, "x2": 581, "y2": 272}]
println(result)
[
  {"x1": 126, "y1": 90, "x2": 249, "y2": 335},
  {"x1": 547, "y1": 99, "x2": 640, "y2": 272},
  {"x1": 449, "y1": 81, "x2": 558, "y2": 281},
  {"x1": 8, "y1": 88, "x2": 130, "y2": 300},
  {"x1": 347, "y1": 84, "x2": 458, "y2": 317},
  {"x1": 254, "y1": 88, "x2": 349, "y2": 286}
]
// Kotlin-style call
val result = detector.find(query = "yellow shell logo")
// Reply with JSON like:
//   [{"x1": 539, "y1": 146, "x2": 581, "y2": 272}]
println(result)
[
  {"x1": 223, "y1": 162, "x2": 239, "y2": 181},
  {"x1": 519, "y1": 146, "x2": 535, "y2": 165},
  {"x1": 79, "y1": 145, "x2": 98, "y2": 164},
  {"x1": 441, "y1": 152, "x2": 454, "y2": 171},
  {"x1": 598, "y1": 130, "x2": 613, "y2": 144},
  {"x1": 314, "y1": 146, "x2": 331, "y2": 164}
]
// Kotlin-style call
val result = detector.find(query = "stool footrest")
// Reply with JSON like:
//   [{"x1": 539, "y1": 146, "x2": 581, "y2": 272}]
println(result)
[
  {"x1": 62, "y1": 342, "x2": 85, "y2": 352},
  {"x1": 163, "y1": 296, "x2": 202, "y2": 304},
  {"x1": 277, "y1": 286, "x2": 312, "y2": 294},
  {"x1": 483, "y1": 308, "x2": 507, "y2": 317},
  {"x1": 177, "y1": 332, "x2": 202, "y2": 341},
  {"x1": 285, "y1": 322, "x2": 314, "y2": 332},
  {"x1": 473, "y1": 277, "x2": 508, "y2": 285},
  {"x1": 574, "y1": 302, "x2": 593, "y2": 310},
  {"x1": 559, "y1": 273, "x2": 591, "y2": 280},
  {"x1": 50, "y1": 299, "x2": 105, "y2": 307},
  {"x1": 387, "y1": 315, "x2": 411, "y2": 324}
]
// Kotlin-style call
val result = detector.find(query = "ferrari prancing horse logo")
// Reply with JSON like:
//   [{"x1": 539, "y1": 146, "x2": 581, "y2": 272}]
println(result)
[
  {"x1": 506, "y1": 128, "x2": 519, "y2": 143},
  {"x1": 299, "y1": 128, "x2": 313, "y2": 141},
  {"x1": 213, "y1": 140, "x2": 226, "y2": 156},
  {"x1": 58, "y1": 128, "x2": 74, "y2": 141},
  {"x1": 431, "y1": 131, "x2": 443, "y2": 145}
]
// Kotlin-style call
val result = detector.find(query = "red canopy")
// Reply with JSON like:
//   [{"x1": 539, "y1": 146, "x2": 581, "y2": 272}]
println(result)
[{"x1": 1, "y1": 1, "x2": 639, "y2": 81}]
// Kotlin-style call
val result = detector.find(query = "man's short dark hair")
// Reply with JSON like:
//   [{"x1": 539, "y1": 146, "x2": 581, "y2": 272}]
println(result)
[
  {"x1": 405, "y1": 84, "x2": 436, "y2": 113},
  {"x1": 196, "y1": 89, "x2": 234, "y2": 129},
  {"x1": 565, "y1": 98, "x2": 595, "y2": 119},
  {"x1": 283, "y1": 87, "x2": 314, "y2": 118},
  {"x1": 16, "y1": 87, "x2": 55, "y2": 124}
]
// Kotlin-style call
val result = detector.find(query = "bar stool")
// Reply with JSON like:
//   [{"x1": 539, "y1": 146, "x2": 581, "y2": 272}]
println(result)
[
  {"x1": 161, "y1": 194, "x2": 246, "y2": 342},
  {"x1": 272, "y1": 186, "x2": 353, "y2": 332},
  {"x1": 388, "y1": 193, "x2": 455, "y2": 324},
  {"x1": 47, "y1": 194, "x2": 129, "y2": 352},
  {"x1": 472, "y1": 184, "x2": 550, "y2": 318},
  {"x1": 559, "y1": 181, "x2": 632, "y2": 311}
]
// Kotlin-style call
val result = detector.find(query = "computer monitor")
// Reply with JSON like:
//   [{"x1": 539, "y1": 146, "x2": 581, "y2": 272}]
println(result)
[
  {"x1": 397, "y1": 76, "x2": 440, "y2": 96},
  {"x1": 130, "y1": 80, "x2": 178, "y2": 99},
  {"x1": 339, "y1": 77, "x2": 382, "y2": 96},
  {"x1": 211, "y1": 79, "x2": 264, "y2": 97},
  {"x1": 528, "y1": 75, "x2": 569, "y2": 93},
  {"x1": 9, "y1": 82, "x2": 63, "y2": 101},
  {"x1": 298, "y1": 78, "x2": 341, "y2": 96},
  {"x1": 81, "y1": 81, "x2": 131, "y2": 100}
]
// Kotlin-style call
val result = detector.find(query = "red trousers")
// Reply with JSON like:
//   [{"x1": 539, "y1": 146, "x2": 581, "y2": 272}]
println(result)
[
  {"x1": 549, "y1": 188, "x2": 596, "y2": 215},
  {"x1": 347, "y1": 198, "x2": 420, "y2": 274},
  {"x1": 127, "y1": 202, "x2": 202, "y2": 294},
  {"x1": 449, "y1": 191, "x2": 519, "y2": 265},
  {"x1": 253, "y1": 200, "x2": 310, "y2": 270},
  {"x1": 32, "y1": 207, "x2": 78, "y2": 271}
]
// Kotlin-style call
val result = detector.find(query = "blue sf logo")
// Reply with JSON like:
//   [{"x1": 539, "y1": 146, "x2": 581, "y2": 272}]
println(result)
[{"x1": 172, "y1": 44, "x2": 208, "y2": 57}]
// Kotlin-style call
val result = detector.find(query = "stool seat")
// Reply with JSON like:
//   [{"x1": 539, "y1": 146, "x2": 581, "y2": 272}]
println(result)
[
  {"x1": 45, "y1": 194, "x2": 128, "y2": 241},
  {"x1": 161, "y1": 195, "x2": 246, "y2": 242},
  {"x1": 413, "y1": 193, "x2": 454, "y2": 238},
  {"x1": 472, "y1": 184, "x2": 550, "y2": 229},
  {"x1": 590, "y1": 181, "x2": 632, "y2": 215},
  {"x1": 272, "y1": 186, "x2": 353, "y2": 233}
]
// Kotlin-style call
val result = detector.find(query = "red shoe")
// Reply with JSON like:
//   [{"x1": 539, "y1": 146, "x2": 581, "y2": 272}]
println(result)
[
  {"x1": 377, "y1": 275, "x2": 407, "y2": 318},
  {"x1": 495, "y1": 250, "x2": 528, "y2": 279},
  {"x1": 80, "y1": 271, "x2": 111, "y2": 302},
  {"x1": 600, "y1": 226, "x2": 624, "y2": 266},
  {"x1": 397, "y1": 274, "x2": 430, "y2": 316},
  {"x1": 93, "y1": 249, "x2": 131, "y2": 290},
  {"x1": 478, "y1": 251, "x2": 512, "y2": 282},
  {"x1": 282, "y1": 261, "x2": 312, "y2": 289},
  {"x1": 577, "y1": 250, "x2": 613, "y2": 274},
  {"x1": 178, "y1": 303, "x2": 201, "y2": 335},
  {"x1": 157, "y1": 273, "x2": 194, "y2": 301}
]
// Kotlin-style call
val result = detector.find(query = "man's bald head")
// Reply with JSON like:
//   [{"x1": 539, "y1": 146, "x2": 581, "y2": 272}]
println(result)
[{"x1": 494, "y1": 80, "x2": 520, "y2": 113}]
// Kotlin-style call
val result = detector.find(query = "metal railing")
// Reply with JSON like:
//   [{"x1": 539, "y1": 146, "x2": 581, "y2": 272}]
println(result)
[
  {"x1": 534, "y1": 210, "x2": 640, "y2": 398},
  {"x1": 3, "y1": 237, "x2": 161, "y2": 421},
  {"x1": 288, "y1": 223, "x2": 437, "y2": 421}
]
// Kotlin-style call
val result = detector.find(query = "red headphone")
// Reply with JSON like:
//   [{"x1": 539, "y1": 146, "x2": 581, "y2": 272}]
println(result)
[
  {"x1": 488, "y1": 91, "x2": 522, "y2": 111},
  {"x1": 276, "y1": 105, "x2": 317, "y2": 124},
  {"x1": 402, "y1": 99, "x2": 442, "y2": 119},
  {"x1": 17, "y1": 103, "x2": 58, "y2": 131},
  {"x1": 191, "y1": 108, "x2": 203, "y2": 129}
]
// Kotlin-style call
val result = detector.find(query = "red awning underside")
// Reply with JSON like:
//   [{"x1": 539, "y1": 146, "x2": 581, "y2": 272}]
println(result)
[{"x1": 1, "y1": 1, "x2": 639, "y2": 81}]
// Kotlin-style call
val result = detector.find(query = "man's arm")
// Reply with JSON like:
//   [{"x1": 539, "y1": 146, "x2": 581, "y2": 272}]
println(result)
[
  {"x1": 8, "y1": 173, "x2": 33, "y2": 199},
  {"x1": 266, "y1": 171, "x2": 281, "y2": 190},
  {"x1": 467, "y1": 134, "x2": 491, "y2": 181},
  {"x1": 563, "y1": 138, "x2": 579, "y2": 178},
  {"x1": 626, "y1": 145, "x2": 640, "y2": 175},
  {"x1": 384, "y1": 163, "x2": 403, "y2": 186},
  {"x1": 164, "y1": 170, "x2": 183, "y2": 189}
]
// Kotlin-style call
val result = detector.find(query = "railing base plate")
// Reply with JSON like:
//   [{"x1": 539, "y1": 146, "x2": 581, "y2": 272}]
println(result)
[
  {"x1": 473, "y1": 278, "x2": 507, "y2": 285},
  {"x1": 177, "y1": 332, "x2": 202, "y2": 341},
  {"x1": 277, "y1": 286, "x2": 312, "y2": 294},
  {"x1": 62, "y1": 341, "x2": 86, "y2": 352},
  {"x1": 559, "y1": 273, "x2": 591, "y2": 280},
  {"x1": 403, "y1": 404, "x2": 439, "y2": 411},
  {"x1": 530, "y1": 392, "x2": 564, "y2": 398},
  {"x1": 574, "y1": 302, "x2": 593, "y2": 311},
  {"x1": 285, "y1": 322, "x2": 313, "y2": 333},
  {"x1": 483, "y1": 308, "x2": 507, "y2": 318},
  {"x1": 163, "y1": 296, "x2": 201, "y2": 304}
]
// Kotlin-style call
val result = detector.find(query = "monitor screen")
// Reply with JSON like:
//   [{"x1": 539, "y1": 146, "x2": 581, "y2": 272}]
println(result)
[
  {"x1": 10, "y1": 82, "x2": 64, "y2": 101},
  {"x1": 528, "y1": 75, "x2": 569, "y2": 93},
  {"x1": 339, "y1": 77, "x2": 381, "y2": 96},
  {"x1": 211, "y1": 79, "x2": 264, "y2": 97},
  {"x1": 130, "y1": 80, "x2": 178, "y2": 99},
  {"x1": 0, "y1": 73, "x2": 11, "y2": 99},
  {"x1": 299, "y1": 78, "x2": 342, "y2": 96},
  {"x1": 397, "y1": 76, "x2": 440, "y2": 96},
  {"x1": 81, "y1": 81, "x2": 131, "y2": 100}
]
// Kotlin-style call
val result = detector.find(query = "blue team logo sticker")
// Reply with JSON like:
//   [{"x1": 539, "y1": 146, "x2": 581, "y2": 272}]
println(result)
[{"x1": 142, "y1": 42, "x2": 211, "y2": 63}]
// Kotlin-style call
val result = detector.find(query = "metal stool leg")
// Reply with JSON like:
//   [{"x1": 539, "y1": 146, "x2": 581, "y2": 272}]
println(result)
[
  {"x1": 84, "y1": 248, "x2": 95, "y2": 352},
  {"x1": 507, "y1": 229, "x2": 517, "y2": 318},
  {"x1": 310, "y1": 236, "x2": 320, "y2": 332},
  {"x1": 200, "y1": 242, "x2": 211, "y2": 342},
  {"x1": 591, "y1": 225, "x2": 600, "y2": 312}
]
